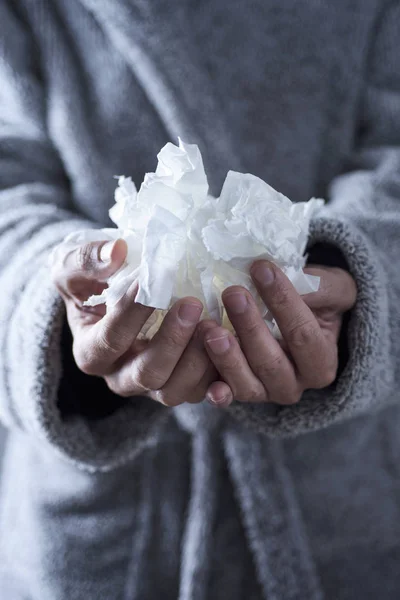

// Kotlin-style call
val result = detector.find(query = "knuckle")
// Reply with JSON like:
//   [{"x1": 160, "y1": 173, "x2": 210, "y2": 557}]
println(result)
[
  {"x1": 104, "y1": 377, "x2": 132, "y2": 398},
  {"x1": 286, "y1": 320, "x2": 318, "y2": 349},
  {"x1": 221, "y1": 353, "x2": 242, "y2": 376},
  {"x1": 241, "y1": 319, "x2": 260, "y2": 338},
  {"x1": 153, "y1": 389, "x2": 182, "y2": 407},
  {"x1": 238, "y1": 385, "x2": 266, "y2": 403},
  {"x1": 75, "y1": 243, "x2": 98, "y2": 273},
  {"x1": 161, "y1": 327, "x2": 189, "y2": 352},
  {"x1": 97, "y1": 322, "x2": 130, "y2": 356},
  {"x1": 311, "y1": 363, "x2": 337, "y2": 389},
  {"x1": 76, "y1": 358, "x2": 97, "y2": 376},
  {"x1": 267, "y1": 382, "x2": 301, "y2": 405},
  {"x1": 184, "y1": 353, "x2": 206, "y2": 375},
  {"x1": 132, "y1": 361, "x2": 165, "y2": 392},
  {"x1": 254, "y1": 352, "x2": 285, "y2": 380},
  {"x1": 73, "y1": 345, "x2": 99, "y2": 376}
]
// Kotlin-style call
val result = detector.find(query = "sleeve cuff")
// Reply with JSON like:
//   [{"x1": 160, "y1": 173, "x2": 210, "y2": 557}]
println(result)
[
  {"x1": 226, "y1": 215, "x2": 394, "y2": 437},
  {"x1": 5, "y1": 249, "x2": 166, "y2": 473}
]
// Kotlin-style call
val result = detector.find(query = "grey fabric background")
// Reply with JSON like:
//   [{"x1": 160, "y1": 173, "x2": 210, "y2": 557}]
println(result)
[
  {"x1": 0, "y1": 428, "x2": 5, "y2": 468},
  {"x1": 0, "y1": 0, "x2": 400, "y2": 599}
]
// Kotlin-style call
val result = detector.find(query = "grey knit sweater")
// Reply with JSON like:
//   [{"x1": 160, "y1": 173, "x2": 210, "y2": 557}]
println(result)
[{"x1": 0, "y1": 0, "x2": 400, "y2": 598}]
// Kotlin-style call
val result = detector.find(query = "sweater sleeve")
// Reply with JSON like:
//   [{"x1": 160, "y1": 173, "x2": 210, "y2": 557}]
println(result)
[
  {"x1": 0, "y1": 2, "x2": 165, "y2": 472},
  {"x1": 228, "y1": 0, "x2": 400, "y2": 437}
]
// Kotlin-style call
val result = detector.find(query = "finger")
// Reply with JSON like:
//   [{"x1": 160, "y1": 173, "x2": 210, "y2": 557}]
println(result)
[
  {"x1": 64, "y1": 298, "x2": 106, "y2": 339},
  {"x1": 203, "y1": 326, "x2": 266, "y2": 403},
  {"x1": 73, "y1": 281, "x2": 154, "y2": 376},
  {"x1": 222, "y1": 287, "x2": 300, "y2": 404},
  {"x1": 251, "y1": 261, "x2": 337, "y2": 389},
  {"x1": 155, "y1": 320, "x2": 219, "y2": 406},
  {"x1": 129, "y1": 298, "x2": 204, "y2": 393},
  {"x1": 53, "y1": 238, "x2": 127, "y2": 300},
  {"x1": 205, "y1": 380, "x2": 234, "y2": 408},
  {"x1": 303, "y1": 265, "x2": 357, "y2": 313}
]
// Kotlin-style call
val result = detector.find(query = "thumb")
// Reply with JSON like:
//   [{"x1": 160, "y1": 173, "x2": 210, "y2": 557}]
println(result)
[
  {"x1": 70, "y1": 238, "x2": 127, "y2": 280},
  {"x1": 303, "y1": 265, "x2": 357, "y2": 313},
  {"x1": 52, "y1": 238, "x2": 127, "y2": 291}
]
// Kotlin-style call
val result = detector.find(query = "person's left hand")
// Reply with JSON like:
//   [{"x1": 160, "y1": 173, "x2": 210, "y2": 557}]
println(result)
[{"x1": 201, "y1": 260, "x2": 357, "y2": 407}]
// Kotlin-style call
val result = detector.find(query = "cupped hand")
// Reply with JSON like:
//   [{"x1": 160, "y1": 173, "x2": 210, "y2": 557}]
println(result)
[
  {"x1": 201, "y1": 260, "x2": 357, "y2": 407},
  {"x1": 51, "y1": 238, "x2": 217, "y2": 406}
]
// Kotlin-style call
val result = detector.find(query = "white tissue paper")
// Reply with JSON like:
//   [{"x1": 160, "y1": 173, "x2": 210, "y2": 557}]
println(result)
[{"x1": 64, "y1": 139, "x2": 324, "y2": 338}]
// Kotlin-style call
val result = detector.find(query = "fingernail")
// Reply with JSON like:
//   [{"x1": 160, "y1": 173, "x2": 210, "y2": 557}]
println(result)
[
  {"x1": 206, "y1": 334, "x2": 230, "y2": 355},
  {"x1": 178, "y1": 302, "x2": 203, "y2": 326},
  {"x1": 100, "y1": 241, "x2": 116, "y2": 263},
  {"x1": 252, "y1": 263, "x2": 275, "y2": 286},
  {"x1": 224, "y1": 292, "x2": 248, "y2": 315},
  {"x1": 206, "y1": 393, "x2": 232, "y2": 406}
]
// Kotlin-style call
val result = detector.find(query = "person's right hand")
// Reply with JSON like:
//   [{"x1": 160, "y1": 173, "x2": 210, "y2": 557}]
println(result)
[{"x1": 50, "y1": 238, "x2": 217, "y2": 406}]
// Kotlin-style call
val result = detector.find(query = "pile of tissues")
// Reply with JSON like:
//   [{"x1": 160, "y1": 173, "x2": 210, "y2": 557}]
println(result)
[{"x1": 64, "y1": 139, "x2": 324, "y2": 338}]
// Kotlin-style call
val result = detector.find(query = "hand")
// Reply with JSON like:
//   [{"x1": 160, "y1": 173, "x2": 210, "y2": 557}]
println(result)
[
  {"x1": 51, "y1": 238, "x2": 217, "y2": 406},
  {"x1": 201, "y1": 260, "x2": 357, "y2": 407}
]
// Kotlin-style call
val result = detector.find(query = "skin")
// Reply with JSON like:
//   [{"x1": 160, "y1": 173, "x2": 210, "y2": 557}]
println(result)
[
  {"x1": 51, "y1": 238, "x2": 357, "y2": 408},
  {"x1": 202, "y1": 260, "x2": 357, "y2": 407},
  {"x1": 51, "y1": 238, "x2": 218, "y2": 406}
]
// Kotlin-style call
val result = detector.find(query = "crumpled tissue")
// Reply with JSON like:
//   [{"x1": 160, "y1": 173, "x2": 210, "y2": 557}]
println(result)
[{"x1": 64, "y1": 139, "x2": 324, "y2": 338}]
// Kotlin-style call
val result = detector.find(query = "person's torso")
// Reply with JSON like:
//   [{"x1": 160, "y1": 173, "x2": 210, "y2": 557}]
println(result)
[
  {"x1": 22, "y1": 0, "x2": 382, "y2": 222},
  {"x1": 6, "y1": 2, "x2": 400, "y2": 599}
]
